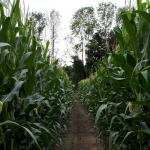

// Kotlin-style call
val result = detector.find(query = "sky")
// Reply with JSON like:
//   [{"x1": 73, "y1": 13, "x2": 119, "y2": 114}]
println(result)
[
  {"x1": 22, "y1": 0, "x2": 126, "y2": 33},
  {"x1": 22, "y1": 0, "x2": 126, "y2": 28},
  {"x1": 19, "y1": 0, "x2": 137, "y2": 65}
]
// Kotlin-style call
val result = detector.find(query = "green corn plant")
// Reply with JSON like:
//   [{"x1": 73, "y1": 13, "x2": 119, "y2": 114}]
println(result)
[
  {"x1": 0, "y1": 0, "x2": 73, "y2": 150},
  {"x1": 78, "y1": 0, "x2": 150, "y2": 150}
]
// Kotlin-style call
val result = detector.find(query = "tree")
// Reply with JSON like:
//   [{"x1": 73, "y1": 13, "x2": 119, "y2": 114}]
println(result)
[
  {"x1": 63, "y1": 65, "x2": 73, "y2": 81},
  {"x1": 63, "y1": 34, "x2": 79, "y2": 57},
  {"x1": 97, "y1": 2, "x2": 116, "y2": 51},
  {"x1": 86, "y1": 32, "x2": 106, "y2": 76},
  {"x1": 70, "y1": 7, "x2": 97, "y2": 65},
  {"x1": 46, "y1": 9, "x2": 61, "y2": 61},
  {"x1": 107, "y1": 30, "x2": 118, "y2": 53},
  {"x1": 71, "y1": 56, "x2": 86, "y2": 87},
  {"x1": 60, "y1": 34, "x2": 80, "y2": 66},
  {"x1": 28, "y1": 12, "x2": 47, "y2": 39}
]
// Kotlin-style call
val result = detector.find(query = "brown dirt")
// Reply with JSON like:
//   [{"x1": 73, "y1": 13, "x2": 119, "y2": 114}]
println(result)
[{"x1": 55, "y1": 100, "x2": 104, "y2": 150}]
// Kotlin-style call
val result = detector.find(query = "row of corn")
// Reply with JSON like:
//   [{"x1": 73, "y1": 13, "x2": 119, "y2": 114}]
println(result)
[
  {"x1": 0, "y1": 1, "x2": 73, "y2": 150},
  {"x1": 78, "y1": 1, "x2": 150, "y2": 150}
]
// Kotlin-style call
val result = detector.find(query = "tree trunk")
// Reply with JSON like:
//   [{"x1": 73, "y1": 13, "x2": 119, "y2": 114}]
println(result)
[
  {"x1": 82, "y1": 40, "x2": 84, "y2": 65},
  {"x1": 52, "y1": 25, "x2": 54, "y2": 62}
]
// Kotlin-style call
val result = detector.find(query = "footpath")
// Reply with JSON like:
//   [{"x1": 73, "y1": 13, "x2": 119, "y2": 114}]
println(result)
[{"x1": 55, "y1": 100, "x2": 104, "y2": 150}]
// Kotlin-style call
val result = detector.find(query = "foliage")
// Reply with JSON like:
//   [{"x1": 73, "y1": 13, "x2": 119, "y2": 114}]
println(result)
[
  {"x1": 46, "y1": 9, "x2": 61, "y2": 60},
  {"x1": 28, "y1": 11, "x2": 47, "y2": 39},
  {"x1": 62, "y1": 34, "x2": 79, "y2": 65},
  {"x1": 71, "y1": 7, "x2": 97, "y2": 39},
  {"x1": 107, "y1": 30, "x2": 118, "y2": 53},
  {"x1": 70, "y1": 7, "x2": 97, "y2": 64},
  {"x1": 78, "y1": 0, "x2": 150, "y2": 150},
  {"x1": 0, "y1": 1, "x2": 73, "y2": 149},
  {"x1": 63, "y1": 65, "x2": 73, "y2": 81},
  {"x1": 71, "y1": 56, "x2": 86, "y2": 87},
  {"x1": 97, "y1": 2, "x2": 116, "y2": 41},
  {"x1": 85, "y1": 32, "x2": 106, "y2": 77}
]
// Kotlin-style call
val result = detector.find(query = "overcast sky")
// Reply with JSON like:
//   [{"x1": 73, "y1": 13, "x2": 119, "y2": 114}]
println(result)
[
  {"x1": 23, "y1": 0, "x2": 127, "y2": 32},
  {"x1": 19, "y1": 0, "x2": 137, "y2": 65}
]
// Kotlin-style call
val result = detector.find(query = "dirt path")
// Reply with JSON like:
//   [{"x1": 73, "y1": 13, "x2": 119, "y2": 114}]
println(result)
[{"x1": 56, "y1": 100, "x2": 104, "y2": 150}]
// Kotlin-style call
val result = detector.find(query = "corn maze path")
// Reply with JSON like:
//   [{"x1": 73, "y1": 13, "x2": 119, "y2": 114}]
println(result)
[{"x1": 55, "y1": 100, "x2": 104, "y2": 150}]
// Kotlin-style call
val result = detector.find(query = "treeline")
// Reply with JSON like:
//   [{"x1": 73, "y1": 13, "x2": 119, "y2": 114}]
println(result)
[{"x1": 63, "y1": 1, "x2": 123, "y2": 86}]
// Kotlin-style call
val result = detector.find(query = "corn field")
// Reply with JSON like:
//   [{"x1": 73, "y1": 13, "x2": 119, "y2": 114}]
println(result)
[
  {"x1": 0, "y1": 0, "x2": 73, "y2": 150},
  {"x1": 78, "y1": 0, "x2": 150, "y2": 150}
]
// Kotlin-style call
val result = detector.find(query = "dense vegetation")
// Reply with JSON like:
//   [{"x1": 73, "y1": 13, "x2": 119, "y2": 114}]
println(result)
[
  {"x1": 78, "y1": 1, "x2": 150, "y2": 150},
  {"x1": 0, "y1": 1, "x2": 73, "y2": 149},
  {"x1": 2, "y1": 0, "x2": 150, "y2": 150}
]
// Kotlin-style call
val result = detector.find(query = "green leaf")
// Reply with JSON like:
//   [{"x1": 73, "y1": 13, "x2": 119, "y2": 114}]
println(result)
[
  {"x1": 0, "y1": 43, "x2": 11, "y2": 48},
  {"x1": 15, "y1": 27, "x2": 24, "y2": 36},
  {"x1": 137, "y1": 0, "x2": 142, "y2": 10},
  {"x1": 20, "y1": 52, "x2": 32, "y2": 67},
  {"x1": 40, "y1": 133, "x2": 49, "y2": 148},
  {"x1": 118, "y1": 131, "x2": 134, "y2": 150},
  {"x1": 120, "y1": 12, "x2": 140, "y2": 58},
  {"x1": 1, "y1": 81, "x2": 24, "y2": 103},
  {"x1": 119, "y1": 111, "x2": 139, "y2": 120},
  {"x1": 1, "y1": 120, "x2": 20, "y2": 126},
  {"x1": 19, "y1": 69, "x2": 29, "y2": 79},
  {"x1": 109, "y1": 115, "x2": 119, "y2": 130},
  {"x1": 139, "y1": 121, "x2": 150, "y2": 135},
  {"x1": 95, "y1": 104, "x2": 107, "y2": 124},
  {"x1": 0, "y1": 17, "x2": 11, "y2": 40},
  {"x1": 0, "y1": 3, "x2": 5, "y2": 25},
  {"x1": 0, "y1": 124, "x2": 6, "y2": 150},
  {"x1": 0, "y1": 43, "x2": 20, "y2": 66},
  {"x1": 112, "y1": 54, "x2": 133, "y2": 76},
  {"x1": 22, "y1": 126, "x2": 41, "y2": 150},
  {"x1": 113, "y1": 26, "x2": 124, "y2": 49},
  {"x1": 1, "y1": 120, "x2": 41, "y2": 149},
  {"x1": 0, "y1": 49, "x2": 10, "y2": 64},
  {"x1": 132, "y1": 101, "x2": 150, "y2": 109},
  {"x1": 109, "y1": 131, "x2": 119, "y2": 150},
  {"x1": 140, "y1": 70, "x2": 149, "y2": 92},
  {"x1": 0, "y1": 1, "x2": 8, "y2": 9},
  {"x1": 135, "y1": 10, "x2": 150, "y2": 23},
  {"x1": 94, "y1": 61, "x2": 114, "y2": 73},
  {"x1": 126, "y1": 53, "x2": 136, "y2": 68},
  {"x1": 141, "y1": 27, "x2": 149, "y2": 60},
  {"x1": 140, "y1": 65, "x2": 150, "y2": 72},
  {"x1": 141, "y1": 70, "x2": 148, "y2": 83},
  {"x1": 131, "y1": 59, "x2": 148, "y2": 77},
  {"x1": 33, "y1": 123, "x2": 56, "y2": 141},
  {"x1": 43, "y1": 40, "x2": 50, "y2": 59},
  {"x1": 111, "y1": 102, "x2": 126, "y2": 108}
]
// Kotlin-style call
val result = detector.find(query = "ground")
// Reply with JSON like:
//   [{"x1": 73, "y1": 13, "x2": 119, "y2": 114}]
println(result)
[{"x1": 55, "y1": 100, "x2": 104, "y2": 150}]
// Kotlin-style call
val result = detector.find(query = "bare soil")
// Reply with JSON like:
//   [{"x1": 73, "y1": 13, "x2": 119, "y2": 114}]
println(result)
[{"x1": 55, "y1": 100, "x2": 104, "y2": 150}]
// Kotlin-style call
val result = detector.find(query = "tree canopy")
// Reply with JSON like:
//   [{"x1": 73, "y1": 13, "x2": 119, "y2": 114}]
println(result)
[
  {"x1": 86, "y1": 32, "x2": 106, "y2": 76},
  {"x1": 28, "y1": 12, "x2": 47, "y2": 39},
  {"x1": 70, "y1": 7, "x2": 97, "y2": 64},
  {"x1": 97, "y1": 2, "x2": 116, "y2": 40}
]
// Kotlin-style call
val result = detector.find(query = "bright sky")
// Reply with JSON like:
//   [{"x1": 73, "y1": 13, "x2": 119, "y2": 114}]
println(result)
[
  {"x1": 19, "y1": 0, "x2": 137, "y2": 65},
  {"x1": 23, "y1": 0, "x2": 127, "y2": 32}
]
